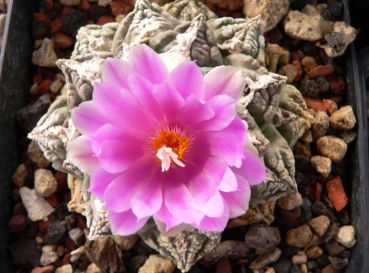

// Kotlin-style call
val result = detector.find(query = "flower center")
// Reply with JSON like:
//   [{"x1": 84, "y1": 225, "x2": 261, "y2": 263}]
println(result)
[{"x1": 151, "y1": 129, "x2": 191, "y2": 172}]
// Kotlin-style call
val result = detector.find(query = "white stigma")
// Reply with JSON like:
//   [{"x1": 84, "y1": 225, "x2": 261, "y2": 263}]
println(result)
[{"x1": 156, "y1": 146, "x2": 185, "y2": 172}]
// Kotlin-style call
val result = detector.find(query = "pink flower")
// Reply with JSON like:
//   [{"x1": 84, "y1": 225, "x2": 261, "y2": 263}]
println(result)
[{"x1": 68, "y1": 44, "x2": 266, "y2": 235}]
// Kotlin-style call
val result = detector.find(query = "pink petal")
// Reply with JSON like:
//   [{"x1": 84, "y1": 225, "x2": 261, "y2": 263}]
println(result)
[
  {"x1": 128, "y1": 74, "x2": 163, "y2": 124},
  {"x1": 222, "y1": 176, "x2": 251, "y2": 218},
  {"x1": 153, "y1": 83, "x2": 186, "y2": 122},
  {"x1": 130, "y1": 44, "x2": 168, "y2": 84},
  {"x1": 176, "y1": 96, "x2": 214, "y2": 128},
  {"x1": 164, "y1": 178, "x2": 204, "y2": 225},
  {"x1": 195, "y1": 191, "x2": 225, "y2": 218},
  {"x1": 224, "y1": 118, "x2": 248, "y2": 144},
  {"x1": 131, "y1": 171, "x2": 163, "y2": 219},
  {"x1": 207, "y1": 131, "x2": 244, "y2": 168},
  {"x1": 168, "y1": 61, "x2": 205, "y2": 99},
  {"x1": 103, "y1": 173, "x2": 139, "y2": 213},
  {"x1": 196, "y1": 95, "x2": 237, "y2": 131},
  {"x1": 67, "y1": 136, "x2": 98, "y2": 174},
  {"x1": 102, "y1": 58, "x2": 132, "y2": 89},
  {"x1": 98, "y1": 140, "x2": 143, "y2": 173},
  {"x1": 188, "y1": 173, "x2": 217, "y2": 205},
  {"x1": 204, "y1": 66, "x2": 246, "y2": 99},
  {"x1": 108, "y1": 210, "x2": 148, "y2": 236},
  {"x1": 219, "y1": 167, "x2": 238, "y2": 192},
  {"x1": 89, "y1": 169, "x2": 118, "y2": 199},
  {"x1": 234, "y1": 149, "x2": 266, "y2": 185},
  {"x1": 154, "y1": 203, "x2": 184, "y2": 231},
  {"x1": 71, "y1": 101, "x2": 107, "y2": 136},
  {"x1": 197, "y1": 203, "x2": 229, "y2": 231},
  {"x1": 93, "y1": 82, "x2": 151, "y2": 132}
]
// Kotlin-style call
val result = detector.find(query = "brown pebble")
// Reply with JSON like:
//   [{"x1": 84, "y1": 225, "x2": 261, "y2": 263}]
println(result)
[
  {"x1": 215, "y1": 258, "x2": 232, "y2": 273},
  {"x1": 321, "y1": 263, "x2": 339, "y2": 273},
  {"x1": 326, "y1": 240, "x2": 345, "y2": 256},
  {"x1": 12, "y1": 164, "x2": 28, "y2": 188},
  {"x1": 97, "y1": 16, "x2": 114, "y2": 25},
  {"x1": 113, "y1": 235, "x2": 139, "y2": 251},
  {"x1": 308, "y1": 215, "x2": 330, "y2": 236},
  {"x1": 292, "y1": 253, "x2": 307, "y2": 264},
  {"x1": 322, "y1": 99, "x2": 337, "y2": 115},
  {"x1": 310, "y1": 156, "x2": 331, "y2": 177},
  {"x1": 53, "y1": 32, "x2": 73, "y2": 49},
  {"x1": 31, "y1": 266, "x2": 55, "y2": 273},
  {"x1": 317, "y1": 136, "x2": 347, "y2": 162},
  {"x1": 306, "y1": 246, "x2": 323, "y2": 259},
  {"x1": 330, "y1": 105, "x2": 356, "y2": 130},
  {"x1": 301, "y1": 56, "x2": 317, "y2": 72},
  {"x1": 304, "y1": 98, "x2": 327, "y2": 112},
  {"x1": 307, "y1": 64, "x2": 334, "y2": 78},
  {"x1": 277, "y1": 193, "x2": 302, "y2": 210},
  {"x1": 286, "y1": 225, "x2": 313, "y2": 248}
]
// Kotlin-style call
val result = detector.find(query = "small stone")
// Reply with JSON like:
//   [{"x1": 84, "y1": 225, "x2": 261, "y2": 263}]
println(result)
[
  {"x1": 291, "y1": 264, "x2": 302, "y2": 273},
  {"x1": 316, "y1": 76, "x2": 330, "y2": 93},
  {"x1": 274, "y1": 259, "x2": 291, "y2": 273},
  {"x1": 40, "y1": 245, "x2": 58, "y2": 266},
  {"x1": 322, "y1": 99, "x2": 338, "y2": 115},
  {"x1": 69, "y1": 227, "x2": 84, "y2": 245},
  {"x1": 265, "y1": 43, "x2": 290, "y2": 73},
  {"x1": 327, "y1": 176, "x2": 349, "y2": 212},
  {"x1": 86, "y1": 263, "x2": 102, "y2": 273},
  {"x1": 50, "y1": 78, "x2": 64, "y2": 93},
  {"x1": 31, "y1": 265, "x2": 55, "y2": 273},
  {"x1": 53, "y1": 32, "x2": 73, "y2": 49},
  {"x1": 9, "y1": 214, "x2": 27, "y2": 233},
  {"x1": 32, "y1": 38, "x2": 58, "y2": 67},
  {"x1": 286, "y1": 225, "x2": 313, "y2": 248},
  {"x1": 321, "y1": 263, "x2": 339, "y2": 273},
  {"x1": 316, "y1": 136, "x2": 347, "y2": 162},
  {"x1": 312, "y1": 111, "x2": 329, "y2": 139},
  {"x1": 12, "y1": 164, "x2": 28, "y2": 188},
  {"x1": 215, "y1": 258, "x2": 232, "y2": 273},
  {"x1": 27, "y1": 141, "x2": 50, "y2": 168},
  {"x1": 310, "y1": 156, "x2": 331, "y2": 177},
  {"x1": 57, "y1": 246, "x2": 64, "y2": 257},
  {"x1": 70, "y1": 246, "x2": 85, "y2": 262},
  {"x1": 113, "y1": 234, "x2": 139, "y2": 251},
  {"x1": 20, "y1": 187, "x2": 55, "y2": 221},
  {"x1": 278, "y1": 64, "x2": 297, "y2": 83},
  {"x1": 328, "y1": 256, "x2": 348, "y2": 270},
  {"x1": 307, "y1": 65, "x2": 335, "y2": 78},
  {"x1": 250, "y1": 248, "x2": 282, "y2": 269},
  {"x1": 308, "y1": 215, "x2": 330, "y2": 236},
  {"x1": 245, "y1": 225, "x2": 281, "y2": 255},
  {"x1": 335, "y1": 225, "x2": 356, "y2": 248},
  {"x1": 301, "y1": 56, "x2": 317, "y2": 72},
  {"x1": 202, "y1": 240, "x2": 250, "y2": 264},
  {"x1": 59, "y1": 0, "x2": 81, "y2": 6},
  {"x1": 56, "y1": 264, "x2": 73, "y2": 273},
  {"x1": 34, "y1": 169, "x2": 58, "y2": 197},
  {"x1": 304, "y1": 98, "x2": 327, "y2": 112},
  {"x1": 306, "y1": 246, "x2": 323, "y2": 259},
  {"x1": 98, "y1": 0, "x2": 109, "y2": 6},
  {"x1": 325, "y1": 240, "x2": 345, "y2": 256},
  {"x1": 45, "y1": 221, "x2": 67, "y2": 244},
  {"x1": 312, "y1": 201, "x2": 337, "y2": 223},
  {"x1": 330, "y1": 105, "x2": 356, "y2": 130},
  {"x1": 138, "y1": 255, "x2": 176, "y2": 273},
  {"x1": 301, "y1": 76, "x2": 320, "y2": 97},
  {"x1": 62, "y1": 10, "x2": 87, "y2": 36},
  {"x1": 277, "y1": 193, "x2": 302, "y2": 210},
  {"x1": 292, "y1": 253, "x2": 307, "y2": 265},
  {"x1": 338, "y1": 131, "x2": 357, "y2": 144}
]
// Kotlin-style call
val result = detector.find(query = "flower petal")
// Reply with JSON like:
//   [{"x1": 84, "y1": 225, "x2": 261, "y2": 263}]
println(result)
[
  {"x1": 130, "y1": 44, "x2": 168, "y2": 84},
  {"x1": 235, "y1": 149, "x2": 266, "y2": 185},
  {"x1": 98, "y1": 140, "x2": 143, "y2": 173},
  {"x1": 153, "y1": 83, "x2": 186, "y2": 122},
  {"x1": 102, "y1": 58, "x2": 132, "y2": 88},
  {"x1": 207, "y1": 131, "x2": 244, "y2": 168},
  {"x1": 164, "y1": 178, "x2": 204, "y2": 225},
  {"x1": 197, "y1": 202, "x2": 229, "y2": 231},
  {"x1": 176, "y1": 96, "x2": 214, "y2": 128},
  {"x1": 195, "y1": 191, "x2": 225, "y2": 218},
  {"x1": 154, "y1": 203, "x2": 184, "y2": 231},
  {"x1": 168, "y1": 61, "x2": 205, "y2": 99},
  {"x1": 219, "y1": 167, "x2": 238, "y2": 192},
  {"x1": 222, "y1": 176, "x2": 251, "y2": 218},
  {"x1": 205, "y1": 66, "x2": 246, "y2": 99},
  {"x1": 71, "y1": 101, "x2": 107, "y2": 136},
  {"x1": 108, "y1": 210, "x2": 148, "y2": 236},
  {"x1": 93, "y1": 82, "x2": 152, "y2": 133},
  {"x1": 196, "y1": 95, "x2": 237, "y2": 131},
  {"x1": 131, "y1": 171, "x2": 163, "y2": 219},
  {"x1": 89, "y1": 169, "x2": 118, "y2": 199},
  {"x1": 67, "y1": 136, "x2": 98, "y2": 174}
]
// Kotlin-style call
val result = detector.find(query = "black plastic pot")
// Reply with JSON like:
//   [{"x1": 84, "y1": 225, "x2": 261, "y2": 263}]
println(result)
[
  {"x1": 0, "y1": 1, "x2": 368, "y2": 273},
  {"x1": 0, "y1": 0, "x2": 32, "y2": 272}
]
